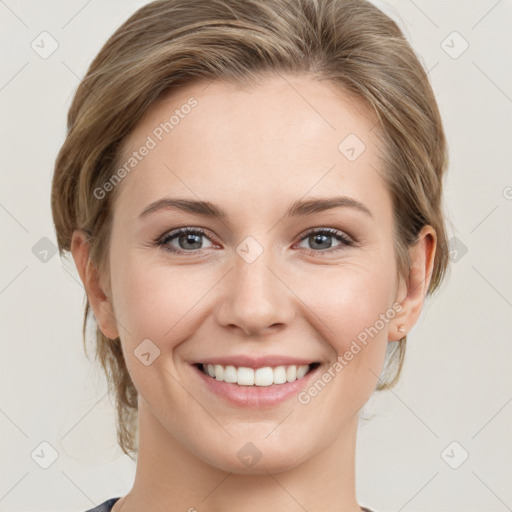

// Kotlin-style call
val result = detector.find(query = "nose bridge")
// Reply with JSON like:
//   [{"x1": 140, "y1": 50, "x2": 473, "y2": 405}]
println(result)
[{"x1": 216, "y1": 235, "x2": 293, "y2": 336}]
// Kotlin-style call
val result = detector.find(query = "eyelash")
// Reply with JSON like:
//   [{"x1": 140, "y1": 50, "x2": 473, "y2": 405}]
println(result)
[{"x1": 154, "y1": 226, "x2": 356, "y2": 257}]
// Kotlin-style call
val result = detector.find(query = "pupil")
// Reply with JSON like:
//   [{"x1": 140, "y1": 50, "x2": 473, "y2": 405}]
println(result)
[
  {"x1": 181, "y1": 233, "x2": 201, "y2": 249},
  {"x1": 312, "y1": 234, "x2": 330, "y2": 249}
]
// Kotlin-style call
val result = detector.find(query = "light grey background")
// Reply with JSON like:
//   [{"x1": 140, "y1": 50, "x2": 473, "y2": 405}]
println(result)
[{"x1": 1, "y1": 1, "x2": 511, "y2": 511}]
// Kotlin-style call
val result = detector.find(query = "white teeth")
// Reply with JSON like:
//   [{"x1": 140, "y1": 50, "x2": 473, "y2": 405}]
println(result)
[
  {"x1": 214, "y1": 364, "x2": 224, "y2": 381},
  {"x1": 286, "y1": 365, "x2": 297, "y2": 382},
  {"x1": 201, "y1": 363, "x2": 313, "y2": 386},
  {"x1": 237, "y1": 367, "x2": 255, "y2": 386},
  {"x1": 296, "y1": 365, "x2": 308, "y2": 379},
  {"x1": 223, "y1": 365, "x2": 237, "y2": 383},
  {"x1": 273, "y1": 366, "x2": 287, "y2": 384},
  {"x1": 254, "y1": 367, "x2": 274, "y2": 386}
]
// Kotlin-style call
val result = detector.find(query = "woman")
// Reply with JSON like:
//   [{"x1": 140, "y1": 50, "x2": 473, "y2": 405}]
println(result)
[{"x1": 51, "y1": 0, "x2": 449, "y2": 510}]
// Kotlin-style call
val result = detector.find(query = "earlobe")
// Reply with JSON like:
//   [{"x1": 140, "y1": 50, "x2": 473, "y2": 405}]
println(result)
[
  {"x1": 391, "y1": 225, "x2": 437, "y2": 341},
  {"x1": 70, "y1": 229, "x2": 119, "y2": 340}
]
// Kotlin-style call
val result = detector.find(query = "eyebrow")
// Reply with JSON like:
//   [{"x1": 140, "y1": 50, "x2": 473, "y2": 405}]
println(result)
[{"x1": 138, "y1": 196, "x2": 373, "y2": 220}]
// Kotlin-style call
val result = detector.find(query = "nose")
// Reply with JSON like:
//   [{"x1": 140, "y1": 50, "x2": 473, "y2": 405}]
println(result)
[{"x1": 215, "y1": 247, "x2": 295, "y2": 337}]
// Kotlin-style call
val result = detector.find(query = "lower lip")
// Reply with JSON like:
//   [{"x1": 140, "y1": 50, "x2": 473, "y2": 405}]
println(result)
[{"x1": 192, "y1": 364, "x2": 321, "y2": 408}]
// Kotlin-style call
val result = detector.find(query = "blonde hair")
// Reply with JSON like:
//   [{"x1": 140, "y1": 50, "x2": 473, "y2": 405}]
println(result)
[{"x1": 51, "y1": 0, "x2": 450, "y2": 460}]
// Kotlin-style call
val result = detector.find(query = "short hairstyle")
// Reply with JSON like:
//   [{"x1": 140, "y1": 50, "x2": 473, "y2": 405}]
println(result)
[{"x1": 51, "y1": 0, "x2": 450, "y2": 459}]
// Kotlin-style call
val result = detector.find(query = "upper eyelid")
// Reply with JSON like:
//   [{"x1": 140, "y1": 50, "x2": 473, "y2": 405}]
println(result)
[{"x1": 160, "y1": 226, "x2": 214, "y2": 242}]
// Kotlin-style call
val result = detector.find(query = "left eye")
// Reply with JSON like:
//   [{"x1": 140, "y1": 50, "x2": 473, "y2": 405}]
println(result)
[{"x1": 296, "y1": 228, "x2": 354, "y2": 252}]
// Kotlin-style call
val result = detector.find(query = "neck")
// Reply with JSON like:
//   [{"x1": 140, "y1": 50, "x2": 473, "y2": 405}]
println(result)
[{"x1": 115, "y1": 402, "x2": 362, "y2": 512}]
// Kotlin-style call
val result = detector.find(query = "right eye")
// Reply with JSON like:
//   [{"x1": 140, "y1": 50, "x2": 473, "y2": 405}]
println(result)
[{"x1": 156, "y1": 227, "x2": 216, "y2": 254}]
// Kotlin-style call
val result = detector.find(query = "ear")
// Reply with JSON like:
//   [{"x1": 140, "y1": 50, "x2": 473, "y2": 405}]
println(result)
[
  {"x1": 390, "y1": 225, "x2": 437, "y2": 341},
  {"x1": 70, "y1": 229, "x2": 119, "y2": 340}
]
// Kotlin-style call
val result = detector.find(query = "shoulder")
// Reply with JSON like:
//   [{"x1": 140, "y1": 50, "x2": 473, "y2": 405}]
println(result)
[{"x1": 82, "y1": 497, "x2": 121, "y2": 512}]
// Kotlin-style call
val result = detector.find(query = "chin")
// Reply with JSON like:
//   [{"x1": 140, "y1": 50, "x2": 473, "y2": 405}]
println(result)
[{"x1": 197, "y1": 434, "x2": 312, "y2": 475}]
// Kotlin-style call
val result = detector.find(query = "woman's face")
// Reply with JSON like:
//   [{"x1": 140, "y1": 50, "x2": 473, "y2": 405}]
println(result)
[{"x1": 103, "y1": 74, "x2": 408, "y2": 473}]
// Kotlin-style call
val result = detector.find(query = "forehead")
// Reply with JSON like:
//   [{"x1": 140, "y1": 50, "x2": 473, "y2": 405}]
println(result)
[{"x1": 114, "y1": 74, "x2": 388, "y2": 220}]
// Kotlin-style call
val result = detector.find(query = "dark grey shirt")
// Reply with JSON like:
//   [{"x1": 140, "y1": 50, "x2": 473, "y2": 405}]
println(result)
[
  {"x1": 84, "y1": 497, "x2": 376, "y2": 511},
  {"x1": 84, "y1": 498, "x2": 120, "y2": 512}
]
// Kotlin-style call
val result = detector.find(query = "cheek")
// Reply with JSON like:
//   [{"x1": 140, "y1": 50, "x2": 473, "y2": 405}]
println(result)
[
  {"x1": 111, "y1": 246, "x2": 397, "y2": 348},
  {"x1": 300, "y1": 255, "x2": 396, "y2": 397},
  {"x1": 110, "y1": 252, "x2": 218, "y2": 351},
  {"x1": 313, "y1": 260, "x2": 396, "y2": 345},
  {"x1": 288, "y1": 278, "x2": 393, "y2": 426},
  {"x1": 108, "y1": 259, "x2": 200, "y2": 422}
]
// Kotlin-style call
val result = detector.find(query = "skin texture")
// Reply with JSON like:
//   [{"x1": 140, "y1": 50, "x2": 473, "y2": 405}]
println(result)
[{"x1": 71, "y1": 74, "x2": 436, "y2": 512}]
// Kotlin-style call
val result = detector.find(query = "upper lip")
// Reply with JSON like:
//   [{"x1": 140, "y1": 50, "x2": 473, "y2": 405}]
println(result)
[{"x1": 194, "y1": 355, "x2": 317, "y2": 368}]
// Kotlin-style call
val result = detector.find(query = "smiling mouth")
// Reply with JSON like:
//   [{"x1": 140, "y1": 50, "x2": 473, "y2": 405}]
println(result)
[{"x1": 194, "y1": 362, "x2": 321, "y2": 387}]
